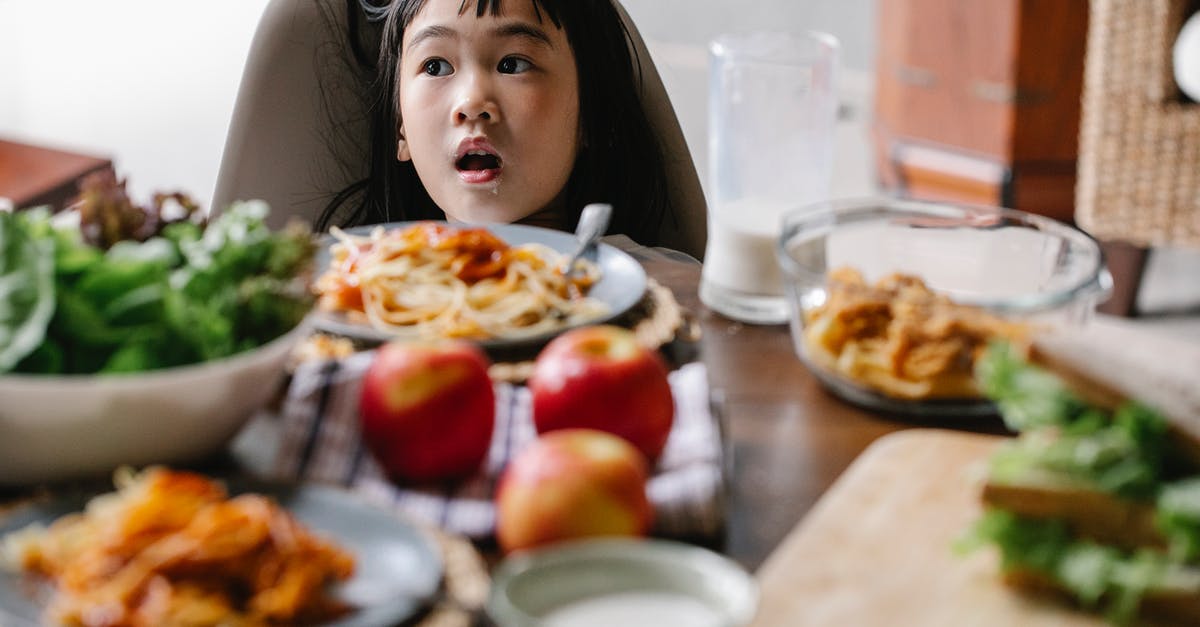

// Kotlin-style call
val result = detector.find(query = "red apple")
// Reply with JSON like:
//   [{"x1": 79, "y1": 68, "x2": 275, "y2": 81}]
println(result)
[
  {"x1": 529, "y1": 325, "x2": 674, "y2": 462},
  {"x1": 495, "y1": 428, "x2": 653, "y2": 553},
  {"x1": 358, "y1": 340, "x2": 495, "y2": 483}
]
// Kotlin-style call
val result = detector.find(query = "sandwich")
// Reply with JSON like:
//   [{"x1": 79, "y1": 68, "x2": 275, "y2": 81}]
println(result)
[{"x1": 961, "y1": 328, "x2": 1200, "y2": 624}]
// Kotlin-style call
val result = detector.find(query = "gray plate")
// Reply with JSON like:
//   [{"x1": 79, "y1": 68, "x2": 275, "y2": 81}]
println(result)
[
  {"x1": 0, "y1": 482, "x2": 443, "y2": 627},
  {"x1": 310, "y1": 221, "x2": 648, "y2": 350}
]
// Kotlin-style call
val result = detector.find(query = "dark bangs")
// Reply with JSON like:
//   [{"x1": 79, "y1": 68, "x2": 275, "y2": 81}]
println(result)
[
  {"x1": 392, "y1": 0, "x2": 564, "y2": 29},
  {"x1": 462, "y1": 0, "x2": 563, "y2": 27}
]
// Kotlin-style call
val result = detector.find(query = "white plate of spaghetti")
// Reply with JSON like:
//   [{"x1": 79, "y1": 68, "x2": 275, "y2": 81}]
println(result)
[{"x1": 310, "y1": 221, "x2": 648, "y2": 348}]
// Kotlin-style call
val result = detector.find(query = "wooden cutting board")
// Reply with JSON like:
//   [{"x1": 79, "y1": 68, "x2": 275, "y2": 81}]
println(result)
[{"x1": 752, "y1": 429, "x2": 1106, "y2": 626}]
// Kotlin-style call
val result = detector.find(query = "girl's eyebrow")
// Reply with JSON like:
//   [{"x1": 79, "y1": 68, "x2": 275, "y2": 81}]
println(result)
[
  {"x1": 491, "y1": 23, "x2": 554, "y2": 48},
  {"x1": 405, "y1": 24, "x2": 457, "y2": 53},
  {"x1": 405, "y1": 22, "x2": 554, "y2": 54}
]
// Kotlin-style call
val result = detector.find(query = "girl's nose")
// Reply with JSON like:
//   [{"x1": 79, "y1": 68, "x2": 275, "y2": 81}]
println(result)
[{"x1": 453, "y1": 70, "x2": 500, "y2": 124}]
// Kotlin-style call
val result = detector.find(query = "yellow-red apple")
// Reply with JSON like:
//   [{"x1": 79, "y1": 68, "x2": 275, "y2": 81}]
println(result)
[
  {"x1": 529, "y1": 325, "x2": 674, "y2": 462},
  {"x1": 495, "y1": 428, "x2": 653, "y2": 553},
  {"x1": 358, "y1": 340, "x2": 494, "y2": 483}
]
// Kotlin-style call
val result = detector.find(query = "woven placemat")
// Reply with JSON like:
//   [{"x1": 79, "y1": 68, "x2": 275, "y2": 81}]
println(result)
[{"x1": 412, "y1": 526, "x2": 492, "y2": 627}]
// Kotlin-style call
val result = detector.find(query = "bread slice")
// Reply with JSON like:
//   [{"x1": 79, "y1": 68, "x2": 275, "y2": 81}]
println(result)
[
  {"x1": 1027, "y1": 322, "x2": 1200, "y2": 464},
  {"x1": 1003, "y1": 567, "x2": 1200, "y2": 625},
  {"x1": 982, "y1": 480, "x2": 1163, "y2": 550}
]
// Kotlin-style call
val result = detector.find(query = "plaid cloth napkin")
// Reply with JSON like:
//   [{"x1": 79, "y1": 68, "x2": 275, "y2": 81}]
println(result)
[{"x1": 269, "y1": 355, "x2": 726, "y2": 540}]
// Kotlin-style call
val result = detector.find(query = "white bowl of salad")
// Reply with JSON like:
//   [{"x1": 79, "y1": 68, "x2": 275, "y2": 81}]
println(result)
[{"x1": 0, "y1": 175, "x2": 315, "y2": 484}]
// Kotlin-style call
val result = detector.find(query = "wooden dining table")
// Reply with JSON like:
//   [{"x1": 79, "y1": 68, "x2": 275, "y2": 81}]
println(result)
[{"x1": 635, "y1": 251, "x2": 1011, "y2": 572}]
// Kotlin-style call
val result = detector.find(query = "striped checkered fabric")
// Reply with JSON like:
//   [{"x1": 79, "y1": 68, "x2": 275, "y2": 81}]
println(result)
[{"x1": 272, "y1": 356, "x2": 726, "y2": 540}]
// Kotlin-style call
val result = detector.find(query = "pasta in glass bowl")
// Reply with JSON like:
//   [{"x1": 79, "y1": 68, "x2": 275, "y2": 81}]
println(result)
[{"x1": 775, "y1": 197, "x2": 1112, "y2": 417}]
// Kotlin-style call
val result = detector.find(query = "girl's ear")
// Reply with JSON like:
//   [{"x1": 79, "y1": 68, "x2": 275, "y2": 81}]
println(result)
[{"x1": 396, "y1": 124, "x2": 412, "y2": 162}]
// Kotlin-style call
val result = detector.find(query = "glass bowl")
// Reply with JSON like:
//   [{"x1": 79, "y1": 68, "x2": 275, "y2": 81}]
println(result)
[
  {"x1": 775, "y1": 197, "x2": 1112, "y2": 417},
  {"x1": 487, "y1": 538, "x2": 758, "y2": 627}
]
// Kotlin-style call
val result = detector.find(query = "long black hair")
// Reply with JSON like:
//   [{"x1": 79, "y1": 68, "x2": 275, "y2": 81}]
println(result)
[{"x1": 319, "y1": 0, "x2": 672, "y2": 246}]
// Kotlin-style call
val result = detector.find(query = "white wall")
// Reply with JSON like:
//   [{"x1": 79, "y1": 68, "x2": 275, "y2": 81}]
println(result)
[
  {"x1": 0, "y1": 0, "x2": 877, "y2": 213},
  {"x1": 0, "y1": 0, "x2": 270, "y2": 210}
]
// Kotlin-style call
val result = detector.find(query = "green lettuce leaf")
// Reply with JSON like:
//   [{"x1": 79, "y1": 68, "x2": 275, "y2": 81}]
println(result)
[
  {"x1": 960, "y1": 509, "x2": 1195, "y2": 625},
  {"x1": 11, "y1": 199, "x2": 313, "y2": 374},
  {"x1": 976, "y1": 341, "x2": 1094, "y2": 432},
  {"x1": 0, "y1": 209, "x2": 56, "y2": 372},
  {"x1": 987, "y1": 408, "x2": 1167, "y2": 499},
  {"x1": 1158, "y1": 478, "x2": 1200, "y2": 562}
]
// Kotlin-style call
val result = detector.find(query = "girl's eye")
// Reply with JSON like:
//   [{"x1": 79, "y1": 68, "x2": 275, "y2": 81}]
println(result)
[
  {"x1": 422, "y1": 58, "x2": 452, "y2": 76},
  {"x1": 497, "y1": 56, "x2": 532, "y2": 74}
]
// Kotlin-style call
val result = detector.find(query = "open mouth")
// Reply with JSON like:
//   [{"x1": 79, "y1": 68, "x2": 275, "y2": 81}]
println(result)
[
  {"x1": 456, "y1": 150, "x2": 501, "y2": 172},
  {"x1": 454, "y1": 139, "x2": 503, "y2": 184}
]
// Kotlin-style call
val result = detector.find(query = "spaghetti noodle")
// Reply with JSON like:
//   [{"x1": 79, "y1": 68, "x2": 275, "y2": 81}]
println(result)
[{"x1": 315, "y1": 222, "x2": 608, "y2": 340}]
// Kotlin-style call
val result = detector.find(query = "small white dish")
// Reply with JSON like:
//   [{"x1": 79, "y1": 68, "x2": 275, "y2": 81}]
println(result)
[{"x1": 487, "y1": 538, "x2": 757, "y2": 627}]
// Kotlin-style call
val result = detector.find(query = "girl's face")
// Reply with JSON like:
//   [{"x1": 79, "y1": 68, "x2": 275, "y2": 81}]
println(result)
[{"x1": 395, "y1": 0, "x2": 580, "y2": 225}]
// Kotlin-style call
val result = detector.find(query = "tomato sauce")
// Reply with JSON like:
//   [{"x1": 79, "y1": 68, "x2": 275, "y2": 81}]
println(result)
[{"x1": 404, "y1": 222, "x2": 513, "y2": 282}]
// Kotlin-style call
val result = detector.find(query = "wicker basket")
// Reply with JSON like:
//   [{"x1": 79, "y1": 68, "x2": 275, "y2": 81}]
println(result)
[{"x1": 1076, "y1": 0, "x2": 1200, "y2": 247}]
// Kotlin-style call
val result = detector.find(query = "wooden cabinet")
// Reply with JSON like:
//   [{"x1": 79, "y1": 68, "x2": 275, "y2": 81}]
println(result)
[
  {"x1": 872, "y1": 0, "x2": 1089, "y2": 223},
  {"x1": 0, "y1": 139, "x2": 113, "y2": 211}
]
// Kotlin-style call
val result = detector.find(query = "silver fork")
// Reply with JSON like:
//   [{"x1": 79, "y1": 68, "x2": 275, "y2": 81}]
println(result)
[{"x1": 561, "y1": 203, "x2": 612, "y2": 277}]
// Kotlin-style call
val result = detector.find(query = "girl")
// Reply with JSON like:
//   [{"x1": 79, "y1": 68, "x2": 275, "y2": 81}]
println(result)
[{"x1": 320, "y1": 0, "x2": 684, "y2": 250}]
